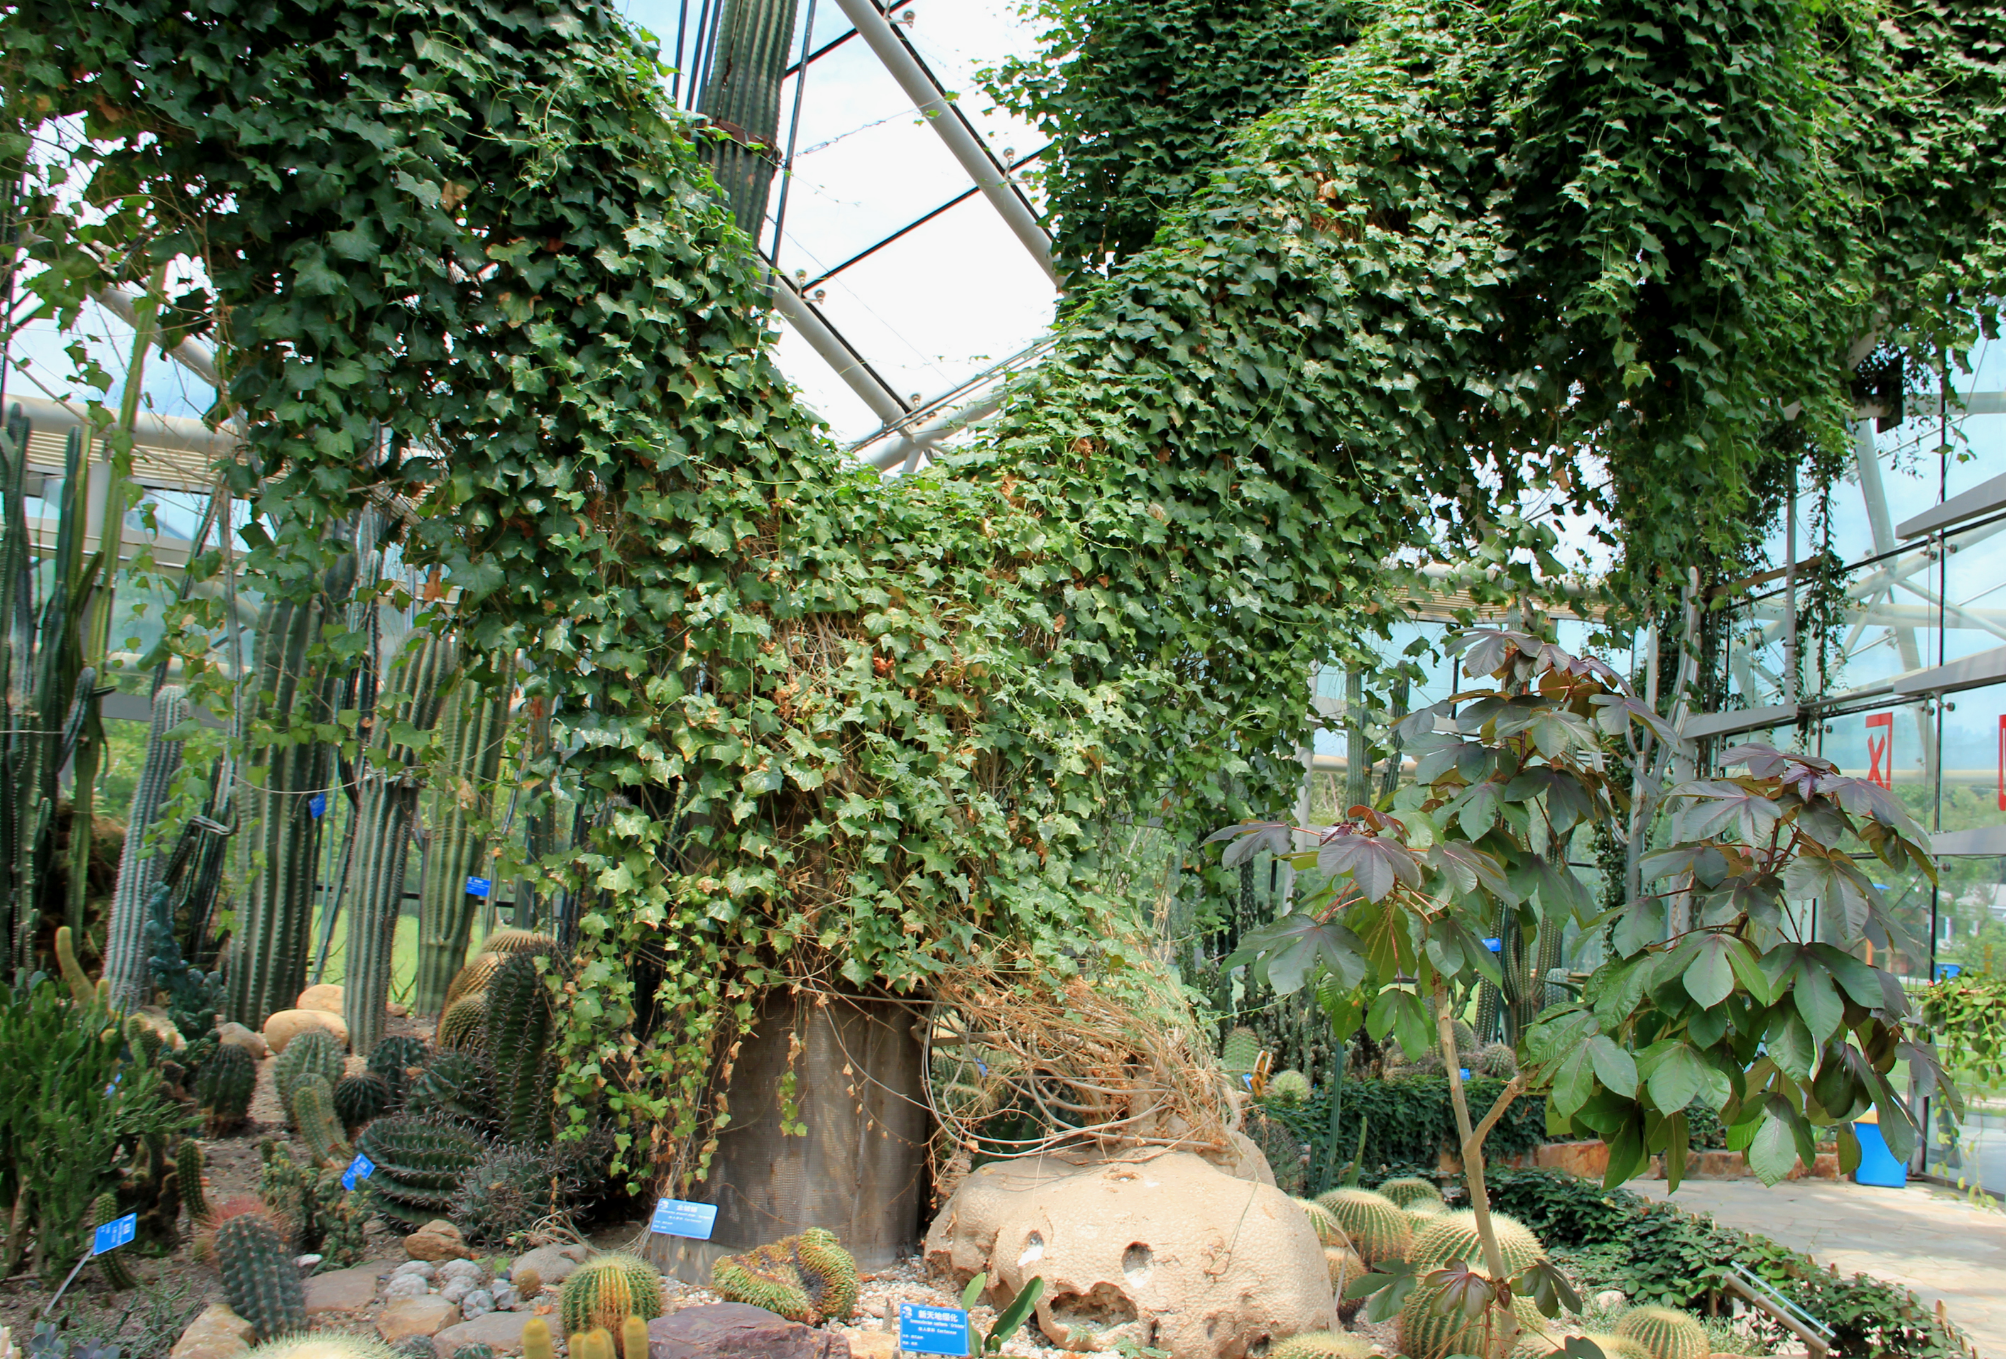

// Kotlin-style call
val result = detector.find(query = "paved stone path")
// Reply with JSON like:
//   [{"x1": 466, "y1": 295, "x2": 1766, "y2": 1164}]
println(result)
[{"x1": 1636, "y1": 1179, "x2": 2006, "y2": 1357}]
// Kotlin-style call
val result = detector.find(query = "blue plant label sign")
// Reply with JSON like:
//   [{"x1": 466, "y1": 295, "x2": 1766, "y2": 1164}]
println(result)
[
  {"x1": 1483, "y1": 937, "x2": 1503, "y2": 953},
  {"x1": 342, "y1": 1153, "x2": 375, "y2": 1191},
  {"x1": 308, "y1": 792, "x2": 327, "y2": 819},
  {"x1": 648, "y1": 1198, "x2": 717, "y2": 1240},
  {"x1": 465, "y1": 875, "x2": 492, "y2": 898},
  {"x1": 899, "y1": 1302, "x2": 971, "y2": 1356},
  {"x1": 92, "y1": 1213, "x2": 136, "y2": 1255},
  {"x1": 1936, "y1": 962, "x2": 1963, "y2": 980}
]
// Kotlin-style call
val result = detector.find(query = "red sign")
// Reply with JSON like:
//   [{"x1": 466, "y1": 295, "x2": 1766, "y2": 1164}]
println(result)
[{"x1": 1866, "y1": 711, "x2": 1893, "y2": 789}]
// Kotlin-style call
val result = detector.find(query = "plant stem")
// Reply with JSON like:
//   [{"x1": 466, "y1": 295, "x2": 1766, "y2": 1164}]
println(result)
[{"x1": 1433, "y1": 974, "x2": 1516, "y2": 1359}]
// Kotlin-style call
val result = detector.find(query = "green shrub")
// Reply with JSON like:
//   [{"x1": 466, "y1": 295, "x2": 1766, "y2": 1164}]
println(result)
[{"x1": 1485, "y1": 1168, "x2": 1639, "y2": 1249}]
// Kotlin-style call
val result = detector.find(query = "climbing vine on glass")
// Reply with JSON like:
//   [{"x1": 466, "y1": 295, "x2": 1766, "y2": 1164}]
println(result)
[{"x1": 3, "y1": 0, "x2": 2000, "y2": 1193}]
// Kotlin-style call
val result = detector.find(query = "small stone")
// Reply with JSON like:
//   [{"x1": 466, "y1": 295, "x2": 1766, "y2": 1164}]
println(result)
[
  {"x1": 431, "y1": 1312, "x2": 532, "y2": 1359},
  {"x1": 377, "y1": 1295, "x2": 462, "y2": 1343},
  {"x1": 306, "y1": 1263, "x2": 388, "y2": 1313},
  {"x1": 440, "y1": 1280, "x2": 473, "y2": 1306},
  {"x1": 216, "y1": 1022, "x2": 270, "y2": 1058},
  {"x1": 297, "y1": 982, "x2": 344, "y2": 1014},
  {"x1": 171, "y1": 1304, "x2": 255, "y2": 1359},
  {"x1": 647, "y1": 1305, "x2": 850, "y2": 1359},
  {"x1": 384, "y1": 1274, "x2": 432, "y2": 1303},
  {"x1": 1593, "y1": 1289, "x2": 1628, "y2": 1311},
  {"x1": 393, "y1": 1261, "x2": 440, "y2": 1283},
  {"x1": 460, "y1": 1290, "x2": 495, "y2": 1320},
  {"x1": 509, "y1": 1244, "x2": 588, "y2": 1286},
  {"x1": 295, "y1": 1254, "x2": 323, "y2": 1270},
  {"x1": 840, "y1": 1331, "x2": 897, "y2": 1359},
  {"x1": 405, "y1": 1219, "x2": 473, "y2": 1262},
  {"x1": 387, "y1": 1000, "x2": 409, "y2": 1017},
  {"x1": 264, "y1": 1007, "x2": 350, "y2": 1054},
  {"x1": 438, "y1": 1258, "x2": 486, "y2": 1287}
]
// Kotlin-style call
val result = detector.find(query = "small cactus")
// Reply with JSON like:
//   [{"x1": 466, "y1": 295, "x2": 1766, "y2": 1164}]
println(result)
[
  {"x1": 560, "y1": 1254, "x2": 666, "y2": 1351},
  {"x1": 1614, "y1": 1307, "x2": 1711, "y2": 1359},
  {"x1": 290, "y1": 1073, "x2": 351, "y2": 1167},
  {"x1": 512, "y1": 1266, "x2": 543, "y2": 1299},
  {"x1": 124, "y1": 1013, "x2": 164, "y2": 1066},
  {"x1": 521, "y1": 1318, "x2": 554, "y2": 1359},
  {"x1": 215, "y1": 1209, "x2": 307, "y2": 1338},
  {"x1": 368, "y1": 1035, "x2": 429, "y2": 1104},
  {"x1": 177, "y1": 1139, "x2": 210, "y2": 1221},
  {"x1": 1476, "y1": 1041, "x2": 1519, "y2": 1079},
  {"x1": 1266, "y1": 1069, "x2": 1311, "y2": 1105},
  {"x1": 89, "y1": 1192, "x2": 136, "y2": 1290},
  {"x1": 1313, "y1": 1187, "x2": 1410, "y2": 1265},
  {"x1": 243, "y1": 1338, "x2": 403, "y2": 1359},
  {"x1": 197, "y1": 1043, "x2": 258, "y2": 1135},
  {"x1": 1377, "y1": 1175, "x2": 1442, "y2": 1208},
  {"x1": 333, "y1": 1072, "x2": 394, "y2": 1134},
  {"x1": 1220, "y1": 1026, "x2": 1261, "y2": 1073},
  {"x1": 55, "y1": 926, "x2": 95, "y2": 1005},
  {"x1": 1270, "y1": 1333, "x2": 1374, "y2": 1359},
  {"x1": 710, "y1": 1229, "x2": 858, "y2": 1325},
  {"x1": 620, "y1": 1318, "x2": 649, "y2": 1359},
  {"x1": 273, "y1": 1028, "x2": 345, "y2": 1121},
  {"x1": 1409, "y1": 1209, "x2": 1544, "y2": 1275},
  {"x1": 453, "y1": 1347, "x2": 497, "y2": 1359},
  {"x1": 572, "y1": 1333, "x2": 614, "y2": 1359}
]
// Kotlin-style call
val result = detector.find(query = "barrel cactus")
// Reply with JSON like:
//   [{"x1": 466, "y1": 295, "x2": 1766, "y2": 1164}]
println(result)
[
  {"x1": 1409, "y1": 1209, "x2": 1545, "y2": 1274},
  {"x1": 1398, "y1": 1272, "x2": 1544, "y2": 1359},
  {"x1": 408, "y1": 1050, "x2": 497, "y2": 1128},
  {"x1": 1323, "y1": 1246, "x2": 1366, "y2": 1292},
  {"x1": 1295, "y1": 1197, "x2": 1347, "y2": 1249},
  {"x1": 1528, "y1": 1334, "x2": 1651, "y2": 1359},
  {"x1": 334, "y1": 1072, "x2": 394, "y2": 1134},
  {"x1": 710, "y1": 1229, "x2": 858, "y2": 1326},
  {"x1": 1615, "y1": 1307, "x2": 1711, "y2": 1359},
  {"x1": 1271, "y1": 1333, "x2": 1374, "y2": 1359},
  {"x1": 1476, "y1": 1041, "x2": 1520, "y2": 1079},
  {"x1": 444, "y1": 953, "x2": 503, "y2": 1010},
  {"x1": 243, "y1": 1338, "x2": 402, "y2": 1359},
  {"x1": 197, "y1": 1043, "x2": 257, "y2": 1134},
  {"x1": 479, "y1": 928, "x2": 555, "y2": 957},
  {"x1": 559, "y1": 1253, "x2": 666, "y2": 1353},
  {"x1": 1377, "y1": 1175, "x2": 1442, "y2": 1208},
  {"x1": 354, "y1": 1116, "x2": 488, "y2": 1226},
  {"x1": 1314, "y1": 1187, "x2": 1410, "y2": 1265},
  {"x1": 1267, "y1": 1069, "x2": 1311, "y2": 1105},
  {"x1": 437, "y1": 991, "x2": 488, "y2": 1051}
]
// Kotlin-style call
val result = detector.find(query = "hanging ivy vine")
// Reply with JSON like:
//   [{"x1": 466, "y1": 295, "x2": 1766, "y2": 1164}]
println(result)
[{"x1": 3, "y1": 0, "x2": 2000, "y2": 1189}]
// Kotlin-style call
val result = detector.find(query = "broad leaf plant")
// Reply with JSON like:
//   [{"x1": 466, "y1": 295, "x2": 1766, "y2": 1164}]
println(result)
[{"x1": 1213, "y1": 629, "x2": 1955, "y2": 1355}]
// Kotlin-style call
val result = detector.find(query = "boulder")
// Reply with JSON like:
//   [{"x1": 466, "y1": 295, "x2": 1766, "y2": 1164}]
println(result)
[
  {"x1": 510, "y1": 1243, "x2": 589, "y2": 1285},
  {"x1": 170, "y1": 1305, "x2": 254, "y2": 1359},
  {"x1": 838, "y1": 1332, "x2": 898, "y2": 1359},
  {"x1": 406, "y1": 1219, "x2": 474, "y2": 1261},
  {"x1": 433, "y1": 1312, "x2": 533, "y2": 1359},
  {"x1": 215, "y1": 1022, "x2": 270, "y2": 1058},
  {"x1": 378, "y1": 1296, "x2": 462, "y2": 1343},
  {"x1": 305, "y1": 1262, "x2": 389, "y2": 1313},
  {"x1": 297, "y1": 983, "x2": 345, "y2": 1014},
  {"x1": 925, "y1": 1149, "x2": 1331, "y2": 1358},
  {"x1": 264, "y1": 1007, "x2": 349, "y2": 1054},
  {"x1": 645, "y1": 1305, "x2": 850, "y2": 1359}
]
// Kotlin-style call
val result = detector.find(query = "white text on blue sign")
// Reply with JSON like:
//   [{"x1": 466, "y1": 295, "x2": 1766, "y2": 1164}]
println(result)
[
  {"x1": 648, "y1": 1198, "x2": 718, "y2": 1240},
  {"x1": 899, "y1": 1302, "x2": 971, "y2": 1356}
]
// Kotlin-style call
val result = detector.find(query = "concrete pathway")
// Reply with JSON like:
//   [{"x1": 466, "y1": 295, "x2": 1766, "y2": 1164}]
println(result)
[{"x1": 1636, "y1": 1179, "x2": 2006, "y2": 1357}]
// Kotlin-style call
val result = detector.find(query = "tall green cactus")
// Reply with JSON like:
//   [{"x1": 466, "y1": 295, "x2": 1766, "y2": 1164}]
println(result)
[
  {"x1": 226, "y1": 561, "x2": 353, "y2": 1029},
  {"x1": 215, "y1": 1210, "x2": 307, "y2": 1339},
  {"x1": 343, "y1": 631, "x2": 459, "y2": 1053},
  {"x1": 104, "y1": 685, "x2": 190, "y2": 1005},
  {"x1": 2, "y1": 414, "x2": 105, "y2": 970},
  {"x1": 695, "y1": 0, "x2": 804, "y2": 235},
  {"x1": 413, "y1": 658, "x2": 513, "y2": 1012},
  {"x1": 484, "y1": 952, "x2": 552, "y2": 1145}
]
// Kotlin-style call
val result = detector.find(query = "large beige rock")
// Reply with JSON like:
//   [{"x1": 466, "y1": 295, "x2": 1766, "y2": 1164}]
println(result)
[
  {"x1": 170, "y1": 1305, "x2": 254, "y2": 1359},
  {"x1": 377, "y1": 1296, "x2": 461, "y2": 1342},
  {"x1": 305, "y1": 1261, "x2": 389, "y2": 1312},
  {"x1": 216, "y1": 1022, "x2": 270, "y2": 1058},
  {"x1": 405, "y1": 1219, "x2": 474, "y2": 1261},
  {"x1": 925, "y1": 1149, "x2": 1329, "y2": 1359},
  {"x1": 296, "y1": 983, "x2": 344, "y2": 1014},
  {"x1": 263, "y1": 1007, "x2": 349, "y2": 1054}
]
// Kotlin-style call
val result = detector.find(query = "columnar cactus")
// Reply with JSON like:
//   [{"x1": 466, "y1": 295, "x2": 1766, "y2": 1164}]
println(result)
[
  {"x1": 1313, "y1": 1188, "x2": 1410, "y2": 1265},
  {"x1": 291, "y1": 1074, "x2": 350, "y2": 1167},
  {"x1": 215, "y1": 1209, "x2": 308, "y2": 1338},
  {"x1": 102, "y1": 685, "x2": 190, "y2": 1006},
  {"x1": 54, "y1": 925, "x2": 95, "y2": 1005},
  {"x1": 413, "y1": 659, "x2": 515, "y2": 1013},
  {"x1": 1409, "y1": 1209, "x2": 1545, "y2": 1274},
  {"x1": 559, "y1": 1253, "x2": 666, "y2": 1348},
  {"x1": 197, "y1": 1043, "x2": 258, "y2": 1134},
  {"x1": 226, "y1": 566, "x2": 353, "y2": 1030},
  {"x1": 89, "y1": 1192, "x2": 136, "y2": 1289},
  {"x1": 1614, "y1": 1307, "x2": 1711, "y2": 1359},
  {"x1": 483, "y1": 953, "x2": 552, "y2": 1145},
  {"x1": 343, "y1": 631, "x2": 459, "y2": 1054},
  {"x1": 177, "y1": 1138, "x2": 210, "y2": 1221}
]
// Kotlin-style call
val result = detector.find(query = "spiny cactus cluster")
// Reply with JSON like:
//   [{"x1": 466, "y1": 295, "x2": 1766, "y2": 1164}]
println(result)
[
  {"x1": 1409, "y1": 1210, "x2": 1545, "y2": 1274},
  {"x1": 1314, "y1": 1188, "x2": 1410, "y2": 1265},
  {"x1": 408, "y1": 1050, "x2": 497, "y2": 1128},
  {"x1": 215, "y1": 1209, "x2": 306, "y2": 1339},
  {"x1": 354, "y1": 1116, "x2": 489, "y2": 1226},
  {"x1": 1266, "y1": 1069, "x2": 1311, "y2": 1105},
  {"x1": 558, "y1": 1254, "x2": 665, "y2": 1355},
  {"x1": 1475, "y1": 1041, "x2": 1519, "y2": 1079},
  {"x1": 368, "y1": 1034, "x2": 429, "y2": 1105},
  {"x1": 197, "y1": 1044, "x2": 257, "y2": 1134},
  {"x1": 1270, "y1": 1333, "x2": 1374, "y2": 1359},
  {"x1": 710, "y1": 1229, "x2": 859, "y2": 1326},
  {"x1": 334, "y1": 1072, "x2": 394, "y2": 1133},
  {"x1": 257, "y1": 1141, "x2": 370, "y2": 1268},
  {"x1": 1615, "y1": 1307, "x2": 1711, "y2": 1359},
  {"x1": 242, "y1": 1337, "x2": 402, "y2": 1359}
]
